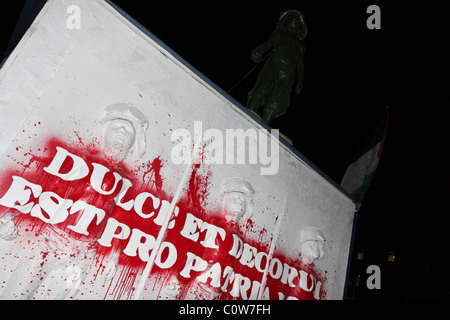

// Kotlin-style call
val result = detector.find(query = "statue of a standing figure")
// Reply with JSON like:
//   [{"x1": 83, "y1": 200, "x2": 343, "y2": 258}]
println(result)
[{"x1": 247, "y1": 10, "x2": 307, "y2": 125}]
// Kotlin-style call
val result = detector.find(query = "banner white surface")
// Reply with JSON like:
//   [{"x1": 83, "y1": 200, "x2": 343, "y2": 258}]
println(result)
[{"x1": 0, "y1": 0, "x2": 356, "y2": 300}]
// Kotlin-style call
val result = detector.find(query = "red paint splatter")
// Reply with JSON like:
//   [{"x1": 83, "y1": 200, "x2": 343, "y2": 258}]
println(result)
[
  {"x1": 0, "y1": 135, "x2": 327, "y2": 300},
  {"x1": 186, "y1": 163, "x2": 211, "y2": 216},
  {"x1": 140, "y1": 156, "x2": 165, "y2": 192}
]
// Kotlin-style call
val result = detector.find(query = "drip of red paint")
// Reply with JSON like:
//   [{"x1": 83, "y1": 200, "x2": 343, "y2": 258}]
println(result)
[{"x1": 0, "y1": 135, "x2": 327, "y2": 300}]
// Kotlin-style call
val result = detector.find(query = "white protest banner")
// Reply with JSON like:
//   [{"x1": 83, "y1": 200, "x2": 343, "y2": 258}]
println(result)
[{"x1": 0, "y1": 0, "x2": 356, "y2": 300}]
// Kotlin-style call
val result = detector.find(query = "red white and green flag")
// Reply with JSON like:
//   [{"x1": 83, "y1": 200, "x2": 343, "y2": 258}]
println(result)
[{"x1": 340, "y1": 107, "x2": 389, "y2": 203}]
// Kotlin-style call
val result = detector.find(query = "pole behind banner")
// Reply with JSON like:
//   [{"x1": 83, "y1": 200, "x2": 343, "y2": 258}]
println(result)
[{"x1": 133, "y1": 133, "x2": 203, "y2": 300}]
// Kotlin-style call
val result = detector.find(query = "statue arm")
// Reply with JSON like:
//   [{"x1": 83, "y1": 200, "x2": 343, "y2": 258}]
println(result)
[{"x1": 251, "y1": 31, "x2": 278, "y2": 63}]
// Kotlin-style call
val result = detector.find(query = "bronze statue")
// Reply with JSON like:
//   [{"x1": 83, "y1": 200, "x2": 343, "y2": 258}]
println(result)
[{"x1": 247, "y1": 10, "x2": 307, "y2": 125}]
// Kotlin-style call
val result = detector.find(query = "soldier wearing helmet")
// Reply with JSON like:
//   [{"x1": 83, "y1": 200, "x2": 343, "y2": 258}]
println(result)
[
  {"x1": 221, "y1": 177, "x2": 255, "y2": 225},
  {"x1": 299, "y1": 226, "x2": 326, "y2": 265},
  {"x1": 100, "y1": 102, "x2": 149, "y2": 161},
  {"x1": 247, "y1": 10, "x2": 307, "y2": 124}
]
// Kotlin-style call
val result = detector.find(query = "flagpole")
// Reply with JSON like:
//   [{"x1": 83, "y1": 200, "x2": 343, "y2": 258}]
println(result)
[{"x1": 133, "y1": 134, "x2": 203, "y2": 300}]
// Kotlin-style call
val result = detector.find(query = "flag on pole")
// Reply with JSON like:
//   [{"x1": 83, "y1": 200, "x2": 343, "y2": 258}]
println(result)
[{"x1": 340, "y1": 107, "x2": 389, "y2": 203}]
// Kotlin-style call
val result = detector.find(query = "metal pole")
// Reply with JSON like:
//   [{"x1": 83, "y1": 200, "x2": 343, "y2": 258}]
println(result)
[{"x1": 133, "y1": 133, "x2": 203, "y2": 300}]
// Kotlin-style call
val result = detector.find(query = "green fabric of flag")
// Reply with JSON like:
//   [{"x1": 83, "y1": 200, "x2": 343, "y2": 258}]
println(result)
[{"x1": 341, "y1": 108, "x2": 389, "y2": 203}]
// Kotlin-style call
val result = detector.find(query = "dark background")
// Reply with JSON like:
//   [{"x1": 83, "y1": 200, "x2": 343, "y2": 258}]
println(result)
[{"x1": 1, "y1": 0, "x2": 449, "y2": 299}]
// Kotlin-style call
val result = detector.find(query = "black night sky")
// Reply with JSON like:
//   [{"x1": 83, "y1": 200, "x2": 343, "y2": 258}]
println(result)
[{"x1": 1, "y1": 0, "x2": 449, "y2": 300}]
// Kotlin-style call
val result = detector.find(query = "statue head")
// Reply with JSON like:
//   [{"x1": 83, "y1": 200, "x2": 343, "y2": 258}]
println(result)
[{"x1": 277, "y1": 10, "x2": 308, "y2": 40}]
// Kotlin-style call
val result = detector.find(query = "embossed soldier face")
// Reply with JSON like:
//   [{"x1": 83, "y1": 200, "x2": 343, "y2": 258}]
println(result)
[
  {"x1": 104, "y1": 119, "x2": 136, "y2": 153},
  {"x1": 301, "y1": 239, "x2": 325, "y2": 264},
  {"x1": 224, "y1": 192, "x2": 247, "y2": 219}
]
